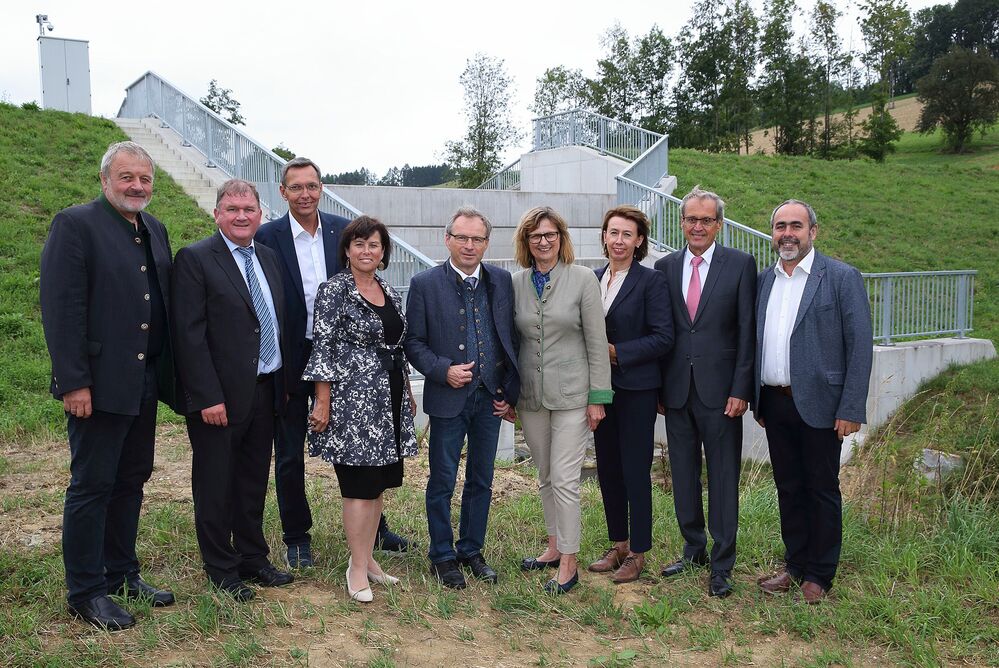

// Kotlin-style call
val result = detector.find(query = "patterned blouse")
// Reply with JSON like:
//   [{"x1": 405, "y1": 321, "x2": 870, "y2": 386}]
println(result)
[{"x1": 303, "y1": 271, "x2": 418, "y2": 466}]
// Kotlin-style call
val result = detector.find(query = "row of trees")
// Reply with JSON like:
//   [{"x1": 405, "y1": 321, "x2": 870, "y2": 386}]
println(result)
[
  {"x1": 322, "y1": 163, "x2": 454, "y2": 187},
  {"x1": 530, "y1": 0, "x2": 998, "y2": 157}
]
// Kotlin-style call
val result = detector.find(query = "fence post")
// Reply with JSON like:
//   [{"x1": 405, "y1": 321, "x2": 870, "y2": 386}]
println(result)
[
  {"x1": 533, "y1": 119, "x2": 541, "y2": 151},
  {"x1": 205, "y1": 111, "x2": 216, "y2": 168},
  {"x1": 955, "y1": 273, "x2": 969, "y2": 338},
  {"x1": 569, "y1": 112, "x2": 576, "y2": 146},
  {"x1": 879, "y1": 276, "x2": 894, "y2": 346},
  {"x1": 599, "y1": 118, "x2": 607, "y2": 154}
]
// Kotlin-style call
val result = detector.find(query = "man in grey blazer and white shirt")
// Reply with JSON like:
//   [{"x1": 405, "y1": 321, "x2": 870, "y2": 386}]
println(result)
[{"x1": 754, "y1": 199, "x2": 872, "y2": 604}]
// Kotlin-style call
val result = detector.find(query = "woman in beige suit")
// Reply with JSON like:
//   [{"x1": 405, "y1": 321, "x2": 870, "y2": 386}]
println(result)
[{"x1": 511, "y1": 206, "x2": 613, "y2": 594}]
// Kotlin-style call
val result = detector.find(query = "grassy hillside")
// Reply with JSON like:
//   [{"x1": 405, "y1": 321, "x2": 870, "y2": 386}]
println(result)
[
  {"x1": 0, "y1": 103, "x2": 214, "y2": 440},
  {"x1": 670, "y1": 124, "x2": 999, "y2": 341}
]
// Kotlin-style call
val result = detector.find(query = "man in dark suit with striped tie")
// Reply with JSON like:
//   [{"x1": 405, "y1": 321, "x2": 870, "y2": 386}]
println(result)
[{"x1": 172, "y1": 179, "x2": 295, "y2": 601}]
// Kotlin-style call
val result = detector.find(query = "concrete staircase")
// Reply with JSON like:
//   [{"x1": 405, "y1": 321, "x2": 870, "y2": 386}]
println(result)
[{"x1": 115, "y1": 118, "x2": 226, "y2": 215}]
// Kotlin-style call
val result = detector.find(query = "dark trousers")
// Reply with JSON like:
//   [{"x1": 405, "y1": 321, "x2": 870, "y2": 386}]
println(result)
[
  {"x1": 426, "y1": 386, "x2": 501, "y2": 564},
  {"x1": 273, "y1": 373, "x2": 314, "y2": 547},
  {"x1": 760, "y1": 385, "x2": 843, "y2": 591},
  {"x1": 63, "y1": 365, "x2": 157, "y2": 605},
  {"x1": 188, "y1": 378, "x2": 274, "y2": 584},
  {"x1": 665, "y1": 376, "x2": 742, "y2": 572},
  {"x1": 593, "y1": 387, "x2": 657, "y2": 554}
]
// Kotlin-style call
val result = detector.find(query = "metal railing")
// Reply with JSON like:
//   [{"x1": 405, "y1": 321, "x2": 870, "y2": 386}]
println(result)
[
  {"x1": 476, "y1": 158, "x2": 520, "y2": 190},
  {"x1": 616, "y1": 177, "x2": 978, "y2": 344},
  {"x1": 866, "y1": 271, "x2": 976, "y2": 345},
  {"x1": 618, "y1": 134, "x2": 670, "y2": 189},
  {"x1": 117, "y1": 71, "x2": 435, "y2": 292},
  {"x1": 533, "y1": 109, "x2": 663, "y2": 162}
]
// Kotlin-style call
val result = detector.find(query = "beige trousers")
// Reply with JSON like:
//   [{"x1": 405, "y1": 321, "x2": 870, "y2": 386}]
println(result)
[{"x1": 520, "y1": 406, "x2": 589, "y2": 554}]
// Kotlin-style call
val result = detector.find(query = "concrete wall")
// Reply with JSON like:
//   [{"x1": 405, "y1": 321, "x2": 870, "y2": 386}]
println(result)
[
  {"x1": 520, "y1": 145, "x2": 629, "y2": 194},
  {"x1": 328, "y1": 184, "x2": 615, "y2": 261}
]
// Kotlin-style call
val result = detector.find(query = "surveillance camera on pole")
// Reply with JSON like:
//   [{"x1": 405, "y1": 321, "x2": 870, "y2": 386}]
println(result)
[{"x1": 35, "y1": 14, "x2": 55, "y2": 35}]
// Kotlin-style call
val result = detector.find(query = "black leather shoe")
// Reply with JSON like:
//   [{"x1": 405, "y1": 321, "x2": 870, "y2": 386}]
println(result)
[
  {"x1": 660, "y1": 555, "x2": 709, "y2": 578},
  {"x1": 114, "y1": 576, "x2": 175, "y2": 607},
  {"x1": 212, "y1": 578, "x2": 255, "y2": 602},
  {"x1": 376, "y1": 527, "x2": 410, "y2": 553},
  {"x1": 286, "y1": 543, "x2": 314, "y2": 569},
  {"x1": 458, "y1": 553, "x2": 498, "y2": 583},
  {"x1": 521, "y1": 556, "x2": 560, "y2": 571},
  {"x1": 543, "y1": 570, "x2": 579, "y2": 595},
  {"x1": 241, "y1": 565, "x2": 294, "y2": 587},
  {"x1": 430, "y1": 559, "x2": 467, "y2": 589},
  {"x1": 69, "y1": 594, "x2": 135, "y2": 630},
  {"x1": 709, "y1": 570, "x2": 734, "y2": 598}
]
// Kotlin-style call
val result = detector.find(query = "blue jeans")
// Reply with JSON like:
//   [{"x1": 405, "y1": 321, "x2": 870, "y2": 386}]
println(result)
[{"x1": 426, "y1": 386, "x2": 501, "y2": 564}]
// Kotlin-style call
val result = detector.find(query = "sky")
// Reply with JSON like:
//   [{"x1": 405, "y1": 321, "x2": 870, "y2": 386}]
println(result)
[{"x1": 1, "y1": 0, "x2": 941, "y2": 177}]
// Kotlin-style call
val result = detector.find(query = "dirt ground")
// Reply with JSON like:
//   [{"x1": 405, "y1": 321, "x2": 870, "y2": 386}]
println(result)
[
  {"x1": 1, "y1": 427, "x2": 895, "y2": 667},
  {"x1": 740, "y1": 96, "x2": 923, "y2": 155}
]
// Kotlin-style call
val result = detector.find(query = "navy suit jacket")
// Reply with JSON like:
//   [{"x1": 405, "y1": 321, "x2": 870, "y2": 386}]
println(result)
[
  {"x1": 254, "y1": 210, "x2": 350, "y2": 382},
  {"x1": 753, "y1": 250, "x2": 873, "y2": 429},
  {"x1": 404, "y1": 262, "x2": 520, "y2": 418},
  {"x1": 655, "y1": 244, "x2": 757, "y2": 409},
  {"x1": 594, "y1": 262, "x2": 674, "y2": 391}
]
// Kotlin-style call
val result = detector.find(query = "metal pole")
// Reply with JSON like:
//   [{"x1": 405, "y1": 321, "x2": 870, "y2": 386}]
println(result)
[
  {"x1": 205, "y1": 111, "x2": 216, "y2": 168},
  {"x1": 880, "y1": 277, "x2": 894, "y2": 346},
  {"x1": 955, "y1": 273, "x2": 968, "y2": 338}
]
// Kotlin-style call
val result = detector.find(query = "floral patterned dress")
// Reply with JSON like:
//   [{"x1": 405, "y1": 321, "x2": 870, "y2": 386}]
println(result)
[{"x1": 303, "y1": 271, "x2": 418, "y2": 466}]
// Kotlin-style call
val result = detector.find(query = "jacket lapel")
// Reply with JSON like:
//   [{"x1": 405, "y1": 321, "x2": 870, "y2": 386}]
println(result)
[
  {"x1": 671, "y1": 250, "x2": 689, "y2": 325},
  {"x1": 606, "y1": 263, "x2": 641, "y2": 318},
  {"x1": 692, "y1": 244, "x2": 724, "y2": 324},
  {"x1": 272, "y1": 215, "x2": 306, "y2": 308},
  {"x1": 793, "y1": 252, "x2": 826, "y2": 334},
  {"x1": 757, "y1": 264, "x2": 776, "y2": 341},
  {"x1": 211, "y1": 232, "x2": 254, "y2": 311},
  {"x1": 258, "y1": 248, "x2": 284, "y2": 331},
  {"x1": 321, "y1": 212, "x2": 341, "y2": 277}
]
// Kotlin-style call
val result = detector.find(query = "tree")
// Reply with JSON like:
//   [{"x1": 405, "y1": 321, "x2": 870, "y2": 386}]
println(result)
[
  {"x1": 917, "y1": 46, "x2": 999, "y2": 152},
  {"x1": 587, "y1": 23, "x2": 639, "y2": 122},
  {"x1": 444, "y1": 53, "x2": 520, "y2": 188},
  {"x1": 810, "y1": 0, "x2": 850, "y2": 157},
  {"x1": 720, "y1": 0, "x2": 760, "y2": 153},
  {"x1": 632, "y1": 26, "x2": 674, "y2": 133},
  {"x1": 200, "y1": 79, "x2": 245, "y2": 126},
  {"x1": 531, "y1": 66, "x2": 588, "y2": 117},
  {"x1": 272, "y1": 144, "x2": 295, "y2": 161},
  {"x1": 323, "y1": 168, "x2": 376, "y2": 185},
  {"x1": 859, "y1": 0, "x2": 913, "y2": 102},
  {"x1": 670, "y1": 0, "x2": 730, "y2": 149},
  {"x1": 859, "y1": 92, "x2": 903, "y2": 161}
]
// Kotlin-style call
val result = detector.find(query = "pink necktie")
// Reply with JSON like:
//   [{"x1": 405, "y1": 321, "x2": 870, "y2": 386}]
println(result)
[{"x1": 687, "y1": 256, "x2": 703, "y2": 321}]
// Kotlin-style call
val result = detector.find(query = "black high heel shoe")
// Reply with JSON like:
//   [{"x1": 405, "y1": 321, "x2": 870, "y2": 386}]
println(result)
[
  {"x1": 543, "y1": 569, "x2": 579, "y2": 595},
  {"x1": 521, "y1": 556, "x2": 560, "y2": 571}
]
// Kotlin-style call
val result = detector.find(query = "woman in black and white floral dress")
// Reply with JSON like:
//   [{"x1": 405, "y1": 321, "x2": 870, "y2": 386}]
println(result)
[{"x1": 304, "y1": 216, "x2": 417, "y2": 603}]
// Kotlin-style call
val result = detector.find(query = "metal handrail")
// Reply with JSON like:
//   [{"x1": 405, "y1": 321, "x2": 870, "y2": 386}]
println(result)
[
  {"x1": 615, "y1": 177, "x2": 978, "y2": 344},
  {"x1": 476, "y1": 158, "x2": 521, "y2": 190},
  {"x1": 532, "y1": 109, "x2": 663, "y2": 162},
  {"x1": 117, "y1": 71, "x2": 435, "y2": 291}
]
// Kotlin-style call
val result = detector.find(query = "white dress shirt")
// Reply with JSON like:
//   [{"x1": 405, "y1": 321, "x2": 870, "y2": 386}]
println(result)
[
  {"x1": 290, "y1": 213, "x2": 328, "y2": 340},
  {"x1": 448, "y1": 259, "x2": 482, "y2": 283},
  {"x1": 599, "y1": 265, "x2": 629, "y2": 315},
  {"x1": 682, "y1": 242, "x2": 716, "y2": 302},
  {"x1": 761, "y1": 247, "x2": 816, "y2": 386},
  {"x1": 221, "y1": 234, "x2": 282, "y2": 375}
]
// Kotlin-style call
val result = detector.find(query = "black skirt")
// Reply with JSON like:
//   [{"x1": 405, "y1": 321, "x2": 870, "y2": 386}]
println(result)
[{"x1": 334, "y1": 460, "x2": 404, "y2": 499}]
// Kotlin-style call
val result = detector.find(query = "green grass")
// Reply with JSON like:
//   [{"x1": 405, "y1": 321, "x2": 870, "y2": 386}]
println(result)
[{"x1": 0, "y1": 103, "x2": 215, "y2": 441}]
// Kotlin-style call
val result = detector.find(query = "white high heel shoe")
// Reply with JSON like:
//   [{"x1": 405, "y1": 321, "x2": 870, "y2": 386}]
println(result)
[
  {"x1": 367, "y1": 570, "x2": 400, "y2": 586},
  {"x1": 346, "y1": 557, "x2": 373, "y2": 602}
]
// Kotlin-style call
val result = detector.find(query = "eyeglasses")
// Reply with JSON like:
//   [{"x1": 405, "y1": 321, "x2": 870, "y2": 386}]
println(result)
[
  {"x1": 447, "y1": 233, "x2": 488, "y2": 246},
  {"x1": 527, "y1": 231, "x2": 559, "y2": 244},
  {"x1": 284, "y1": 183, "x2": 322, "y2": 194},
  {"x1": 681, "y1": 216, "x2": 718, "y2": 228}
]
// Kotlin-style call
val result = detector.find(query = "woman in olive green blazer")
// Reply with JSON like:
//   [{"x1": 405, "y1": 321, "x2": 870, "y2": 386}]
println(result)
[{"x1": 510, "y1": 206, "x2": 613, "y2": 595}]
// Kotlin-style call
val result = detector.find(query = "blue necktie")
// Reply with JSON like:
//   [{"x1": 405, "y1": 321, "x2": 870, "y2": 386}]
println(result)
[
  {"x1": 465, "y1": 276, "x2": 477, "y2": 290},
  {"x1": 236, "y1": 246, "x2": 277, "y2": 366}
]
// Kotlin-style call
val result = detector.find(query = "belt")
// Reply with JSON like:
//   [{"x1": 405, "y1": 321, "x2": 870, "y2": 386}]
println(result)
[
  {"x1": 257, "y1": 372, "x2": 275, "y2": 384},
  {"x1": 765, "y1": 384, "x2": 793, "y2": 398},
  {"x1": 375, "y1": 347, "x2": 405, "y2": 372}
]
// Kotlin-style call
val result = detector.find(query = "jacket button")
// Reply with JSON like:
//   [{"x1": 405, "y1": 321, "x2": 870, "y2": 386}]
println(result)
[
  {"x1": 542, "y1": 299, "x2": 547, "y2": 303},
  {"x1": 459, "y1": 308, "x2": 465, "y2": 314},
  {"x1": 536, "y1": 325, "x2": 540, "y2": 330},
  {"x1": 254, "y1": 327, "x2": 260, "y2": 333},
  {"x1": 140, "y1": 265, "x2": 147, "y2": 272},
  {"x1": 536, "y1": 366, "x2": 541, "y2": 372},
  {"x1": 459, "y1": 344, "x2": 465, "y2": 351},
  {"x1": 252, "y1": 357, "x2": 258, "y2": 364},
  {"x1": 536, "y1": 352, "x2": 541, "y2": 357},
  {"x1": 144, "y1": 293, "x2": 150, "y2": 301},
  {"x1": 137, "y1": 353, "x2": 145, "y2": 361},
  {"x1": 140, "y1": 323, "x2": 149, "y2": 330},
  {"x1": 134, "y1": 237, "x2": 142, "y2": 244}
]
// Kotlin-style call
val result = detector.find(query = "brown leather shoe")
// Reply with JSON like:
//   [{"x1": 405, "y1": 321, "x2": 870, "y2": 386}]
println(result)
[
  {"x1": 757, "y1": 570, "x2": 795, "y2": 595},
  {"x1": 800, "y1": 581, "x2": 827, "y2": 604},
  {"x1": 588, "y1": 545, "x2": 629, "y2": 573},
  {"x1": 611, "y1": 553, "x2": 645, "y2": 584}
]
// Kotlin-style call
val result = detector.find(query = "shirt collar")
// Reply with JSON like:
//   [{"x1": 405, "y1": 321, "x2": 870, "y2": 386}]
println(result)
[
  {"x1": 685, "y1": 242, "x2": 716, "y2": 266},
  {"x1": 448, "y1": 259, "x2": 481, "y2": 282},
  {"x1": 775, "y1": 246, "x2": 816, "y2": 278},
  {"x1": 220, "y1": 231, "x2": 255, "y2": 255},
  {"x1": 99, "y1": 193, "x2": 147, "y2": 232},
  {"x1": 289, "y1": 211, "x2": 321, "y2": 239}
]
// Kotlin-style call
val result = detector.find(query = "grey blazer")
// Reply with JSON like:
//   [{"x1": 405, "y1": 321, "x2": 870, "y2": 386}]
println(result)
[
  {"x1": 513, "y1": 262, "x2": 613, "y2": 412},
  {"x1": 753, "y1": 250, "x2": 873, "y2": 428}
]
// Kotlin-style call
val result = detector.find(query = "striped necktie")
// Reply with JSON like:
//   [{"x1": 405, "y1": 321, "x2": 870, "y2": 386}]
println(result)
[{"x1": 236, "y1": 246, "x2": 277, "y2": 365}]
